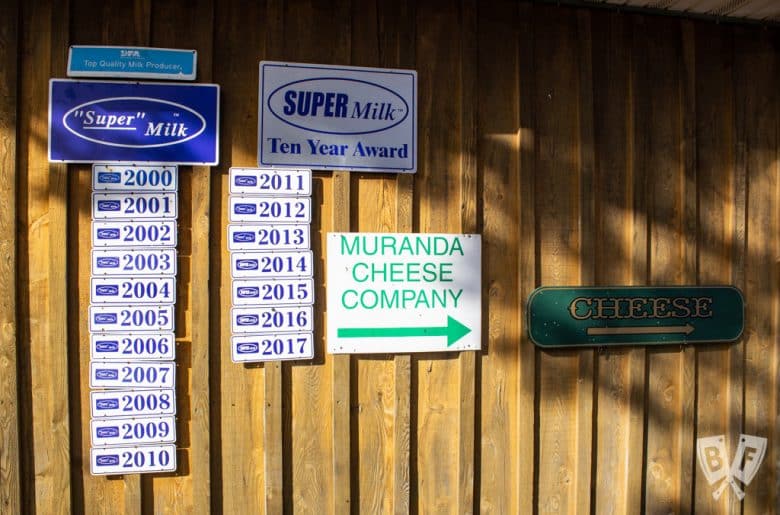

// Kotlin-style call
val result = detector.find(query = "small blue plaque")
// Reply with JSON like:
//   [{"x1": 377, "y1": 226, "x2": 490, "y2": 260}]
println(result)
[{"x1": 68, "y1": 46, "x2": 196, "y2": 80}]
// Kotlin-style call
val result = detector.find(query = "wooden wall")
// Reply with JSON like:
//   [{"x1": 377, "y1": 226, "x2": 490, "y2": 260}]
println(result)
[{"x1": 2, "y1": 0, "x2": 779, "y2": 513}]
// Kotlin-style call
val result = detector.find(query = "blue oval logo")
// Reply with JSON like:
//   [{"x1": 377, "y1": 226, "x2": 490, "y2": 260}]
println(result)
[
  {"x1": 96, "y1": 257, "x2": 120, "y2": 268},
  {"x1": 237, "y1": 315, "x2": 259, "y2": 326},
  {"x1": 95, "y1": 340, "x2": 119, "y2": 352},
  {"x1": 233, "y1": 232, "x2": 255, "y2": 243},
  {"x1": 235, "y1": 175, "x2": 257, "y2": 187},
  {"x1": 234, "y1": 203, "x2": 257, "y2": 215},
  {"x1": 236, "y1": 259, "x2": 258, "y2": 271},
  {"x1": 96, "y1": 398, "x2": 119, "y2": 410},
  {"x1": 237, "y1": 287, "x2": 259, "y2": 298},
  {"x1": 267, "y1": 78, "x2": 409, "y2": 135},
  {"x1": 97, "y1": 200, "x2": 121, "y2": 212},
  {"x1": 95, "y1": 285, "x2": 119, "y2": 296},
  {"x1": 97, "y1": 172, "x2": 122, "y2": 184},
  {"x1": 96, "y1": 455, "x2": 120, "y2": 467},
  {"x1": 97, "y1": 229, "x2": 120, "y2": 239},
  {"x1": 237, "y1": 342, "x2": 259, "y2": 354},
  {"x1": 63, "y1": 97, "x2": 206, "y2": 148},
  {"x1": 96, "y1": 426, "x2": 120, "y2": 438},
  {"x1": 95, "y1": 368, "x2": 119, "y2": 380},
  {"x1": 94, "y1": 313, "x2": 118, "y2": 324}
]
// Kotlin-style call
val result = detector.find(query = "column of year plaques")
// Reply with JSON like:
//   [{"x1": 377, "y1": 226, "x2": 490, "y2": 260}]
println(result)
[
  {"x1": 88, "y1": 164, "x2": 178, "y2": 475},
  {"x1": 228, "y1": 167, "x2": 315, "y2": 362}
]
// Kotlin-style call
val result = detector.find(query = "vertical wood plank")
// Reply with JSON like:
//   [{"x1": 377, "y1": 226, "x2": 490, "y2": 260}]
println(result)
[
  {"x1": 331, "y1": 172, "x2": 352, "y2": 515},
  {"x1": 679, "y1": 26, "x2": 699, "y2": 514},
  {"x1": 739, "y1": 26, "x2": 779, "y2": 515},
  {"x1": 633, "y1": 15, "x2": 696, "y2": 515},
  {"x1": 353, "y1": 0, "x2": 418, "y2": 506},
  {"x1": 262, "y1": 3, "x2": 286, "y2": 514},
  {"x1": 264, "y1": 360, "x2": 283, "y2": 513},
  {"x1": 387, "y1": 2, "x2": 415, "y2": 512},
  {"x1": 277, "y1": 2, "x2": 353, "y2": 514},
  {"x1": 148, "y1": 0, "x2": 213, "y2": 512},
  {"x1": 349, "y1": 3, "x2": 397, "y2": 512},
  {"x1": 414, "y1": 0, "x2": 468, "y2": 512},
  {"x1": 212, "y1": 2, "x2": 267, "y2": 512},
  {"x1": 352, "y1": 0, "x2": 415, "y2": 514},
  {"x1": 18, "y1": 0, "x2": 72, "y2": 512},
  {"x1": 68, "y1": 2, "x2": 151, "y2": 512},
  {"x1": 68, "y1": 0, "x2": 120, "y2": 510},
  {"x1": 393, "y1": 350, "x2": 412, "y2": 515},
  {"x1": 574, "y1": 11, "x2": 595, "y2": 514},
  {"x1": 591, "y1": 10, "x2": 647, "y2": 515},
  {"x1": 458, "y1": 1, "x2": 478, "y2": 514},
  {"x1": 693, "y1": 20, "x2": 742, "y2": 514},
  {"x1": 67, "y1": 162, "x2": 89, "y2": 515},
  {"x1": 477, "y1": 0, "x2": 520, "y2": 513},
  {"x1": 187, "y1": 133, "x2": 214, "y2": 515},
  {"x1": 333, "y1": 0, "x2": 355, "y2": 508},
  {"x1": 516, "y1": 3, "x2": 537, "y2": 512},
  {"x1": 533, "y1": 6, "x2": 590, "y2": 514},
  {"x1": 0, "y1": 0, "x2": 20, "y2": 512},
  {"x1": 350, "y1": 1, "x2": 418, "y2": 510},
  {"x1": 623, "y1": 18, "x2": 653, "y2": 514}
]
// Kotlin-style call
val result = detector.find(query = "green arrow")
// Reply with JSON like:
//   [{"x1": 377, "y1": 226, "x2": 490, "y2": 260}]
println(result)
[{"x1": 337, "y1": 316, "x2": 471, "y2": 347}]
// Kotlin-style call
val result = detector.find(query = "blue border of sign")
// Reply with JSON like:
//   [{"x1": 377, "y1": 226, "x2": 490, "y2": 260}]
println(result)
[
  {"x1": 259, "y1": 61, "x2": 417, "y2": 173},
  {"x1": 68, "y1": 46, "x2": 197, "y2": 80},
  {"x1": 49, "y1": 79, "x2": 219, "y2": 165}
]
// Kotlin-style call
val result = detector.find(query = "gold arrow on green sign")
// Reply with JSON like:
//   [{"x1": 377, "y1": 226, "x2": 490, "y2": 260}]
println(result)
[
  {"x1": 587, "y1": 323, "x2": 695, "y2": 336},
  {"x1": 337, "y1": 315, "x2": 471, "y2": 347}
]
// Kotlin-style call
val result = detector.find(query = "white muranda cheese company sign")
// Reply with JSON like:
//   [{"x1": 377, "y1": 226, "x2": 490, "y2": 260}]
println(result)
[
  {"x1": 327, "y1": 233, "x2": 481, "y2": 354},
  {"x1": 259, "y1": 61, "x2": 417, "y2": 173}
]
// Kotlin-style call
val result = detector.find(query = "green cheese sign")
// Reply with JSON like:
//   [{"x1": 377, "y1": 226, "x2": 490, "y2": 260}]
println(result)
[{"x1": 528, "y1": 286, "x2": 744, "y2": 348}]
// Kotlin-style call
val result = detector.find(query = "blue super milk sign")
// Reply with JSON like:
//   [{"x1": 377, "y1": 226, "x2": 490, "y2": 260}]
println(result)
[
  {"x1": 49, "y1": 79, "x2": 219, "y2": 165},
  {"x1": 259, "y1": 61, "x2": 417, "y2": 173}
]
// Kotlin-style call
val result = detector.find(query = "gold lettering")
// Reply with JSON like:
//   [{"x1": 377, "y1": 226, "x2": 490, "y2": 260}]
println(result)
[
  {"x1": 593, "y1": 297, "x2": 617, "y2": 319},
  {"x1": 672, "y1": 297, "x2": 692, "y2": 317},
  {"x1": 630, "y1": 298, "x2": 648, "y2": 318},
  {"x1": 569, "y1": 297, "x2": 591, "y2": 320},
  {"x1": 694, "y1": 297, "x2": 713, "y2": 318},
  {"x1": 651, "y1": 297, "x2": 672, "y2": 318}
]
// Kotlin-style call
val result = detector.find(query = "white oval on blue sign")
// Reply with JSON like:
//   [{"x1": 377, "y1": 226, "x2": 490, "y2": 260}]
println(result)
[{"x1": 64, "y1": 97, "x2": 205, "y2": 148}]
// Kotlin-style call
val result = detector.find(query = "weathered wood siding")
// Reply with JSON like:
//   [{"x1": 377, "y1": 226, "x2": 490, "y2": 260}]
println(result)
[{"x1": 2, "y1": 1, "x2": 779, "y2": 513}]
